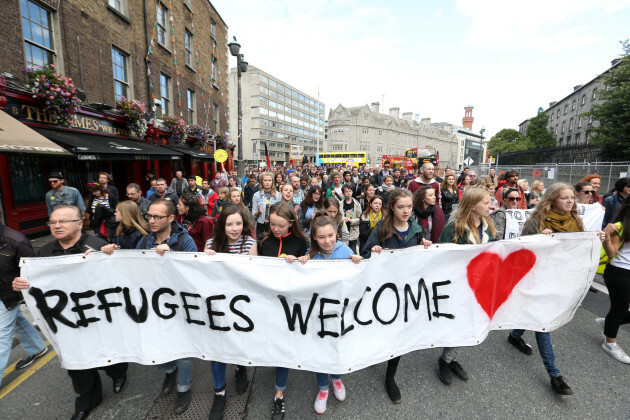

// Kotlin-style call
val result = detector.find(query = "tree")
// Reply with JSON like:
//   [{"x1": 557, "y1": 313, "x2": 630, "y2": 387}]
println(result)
[
  {"x1": 584, "y1": 40, "x2": 630, "y2": 161},
  {"x1": 487, "y1": 128, "x2": 532, "y2": 155},
  {"x1": 526, "y1": 107, "x2": 556, "y2": 148}
]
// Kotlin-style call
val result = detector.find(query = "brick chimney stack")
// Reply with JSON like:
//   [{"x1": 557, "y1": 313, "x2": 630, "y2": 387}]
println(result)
[{"x1": 462, "y1": 105, "x2": 474, "y2": 130}]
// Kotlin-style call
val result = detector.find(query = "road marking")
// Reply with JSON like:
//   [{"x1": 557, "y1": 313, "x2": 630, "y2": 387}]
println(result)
[
  {"x1": 591, "y1": 282, "x2": 608, "y2": 295},
  {"x1": 2, "y1": 341, "x2": 50, "y2": 379},
  {"x1": 0, "y1": 349, "x2": 56, "y2": 400}
]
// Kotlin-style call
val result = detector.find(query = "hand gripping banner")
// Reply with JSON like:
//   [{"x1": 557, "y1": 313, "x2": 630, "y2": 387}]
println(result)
[{"x1": 20, "y1": 233, "x2": 599, "y2": 372}]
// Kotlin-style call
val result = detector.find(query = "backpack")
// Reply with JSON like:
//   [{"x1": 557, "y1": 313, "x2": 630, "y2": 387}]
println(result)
[{"x1": 598, "y1": 222, "x2": 624, "y2": 274}]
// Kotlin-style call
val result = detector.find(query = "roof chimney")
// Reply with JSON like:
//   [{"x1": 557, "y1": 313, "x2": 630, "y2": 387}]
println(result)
[
  {"x1": 549, "y1": 101, "x2": 557, "y2": 107},
  {"x1": 421, "y1": 117, "x2": 431, "y2": 125},
  {"x1": 370, "y1": 102, "x2": 380, "y2": 113},
  {"x1": 462, "y1": 105, "x2": 474, "y2": 130},
  {"x1": 402, "y1": 112, "x2": 413, "y2": 121},
  {"x1": 389, "y1": 107, "x2": 399, "y2": 118},
  {"x1": 414, "y1": 114, "x2": 420, "y2": 121},
  {"x1": 611, "y1": 57, "x2": 623, "y2": 67},
  {"x1": 573, "y1": 85, "x2": 583, "y2": 91}
]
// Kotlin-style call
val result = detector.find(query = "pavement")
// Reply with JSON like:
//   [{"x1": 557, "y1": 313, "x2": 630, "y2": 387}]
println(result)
[{"x1": 2, "y1": 238, "x2": 630, "y2": 419}]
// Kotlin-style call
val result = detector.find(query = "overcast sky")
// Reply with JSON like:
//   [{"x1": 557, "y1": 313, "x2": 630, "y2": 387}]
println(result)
[{"x1": 213, "y1": 0, "x2": 630, "y2": 138}]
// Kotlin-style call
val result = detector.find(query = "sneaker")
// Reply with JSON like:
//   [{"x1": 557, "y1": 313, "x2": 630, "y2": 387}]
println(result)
[
  {"x1": 508, "y1": 333, "x2": 533, "y2": 356},
  {"x1": 314, "y1": 390, "x2": 328, "y2": 414},
  {"x1": 209, "y1": 393, "x2": 226, "y2": 420},
  {"x1": 595, "y1": 318, "x2": 606, "y2": 338},
  {"x1": 271, "y1": 397, "x2": 285, "y2": 420},
  {"x1": 602, "y1": 342, "x2": 630, "y2": 364},
  {"x1": 235, "y1": 366, "x2": 248, "y2": 394},
  {"x1": 438, "y1": 357, "x2": 452, "y2": 385},
  {"x1": 330, "y1": 376, "x2": 346, "y2": 401},
  {"x1": 16, "y1": 347, "x2": 48, "y2": 370},
  {"x1": 385, "y1": 378, "x2": 402, "y2": 403},
  {"x1": 550, "y1": 375, "x2": 573, "y2": 396}
]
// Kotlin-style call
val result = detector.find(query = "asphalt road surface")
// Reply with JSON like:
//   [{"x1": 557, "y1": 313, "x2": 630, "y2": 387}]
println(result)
[{"x1": 2, "y1": 275, "x2": 629, "y2": 419}]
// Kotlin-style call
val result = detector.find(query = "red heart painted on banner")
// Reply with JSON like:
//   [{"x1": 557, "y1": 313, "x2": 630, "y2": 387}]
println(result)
[{"x1": 467, "y1": 250, "x2": 537, "y2": 319}]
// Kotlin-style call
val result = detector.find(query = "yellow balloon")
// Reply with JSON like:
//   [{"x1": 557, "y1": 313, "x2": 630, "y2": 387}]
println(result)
[{"x1": 214, "y1": 149, "x2": 228, "y2": 163}]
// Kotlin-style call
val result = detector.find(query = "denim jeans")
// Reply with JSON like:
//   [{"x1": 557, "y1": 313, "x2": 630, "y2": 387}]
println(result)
[
  {"x1": 315, "y1": 373, "x2": 342, "y2": 391},
  {"x1": 211, "y1": 361, "x2": 227, "y2": 392},
  {"x1": 275, "y1": 367, "x2": 289, "y2": 391},
  {"x1": 159, "y1": 358, "x2": 194, "y2": 392},
  {"x1": 511, "y1": 329, "x2": 560, "y2": 377},
  {"x1": 0, "y1": 301, "x2": 46, "y2": 386}
]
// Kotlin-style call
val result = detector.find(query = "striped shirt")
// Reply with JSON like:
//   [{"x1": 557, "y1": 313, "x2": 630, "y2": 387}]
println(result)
[{"x1": 205, "y1": 236, "x2": 256, "y2": 255}]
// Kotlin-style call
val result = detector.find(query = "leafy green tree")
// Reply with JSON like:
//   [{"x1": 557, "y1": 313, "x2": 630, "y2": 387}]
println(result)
[
  {"x1": 584, "y1": 40, "x2": 630, "y2": 161},
  {"x1": 526, "y1": 107, "x2": 556, "y2": 148},
  {"x1": 487, "y1": 128, "x2": 532, "y2": 155}
]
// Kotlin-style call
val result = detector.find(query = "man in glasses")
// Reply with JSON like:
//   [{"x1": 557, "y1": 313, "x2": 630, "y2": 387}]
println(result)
[
  {"x1": 136, "y1": 199, "x2": 197, "y2": 414},
  {"x1": 45, "y1": 171, "x2": 85, "y2": 216},
  {"x1": 495, "y1": 170, "x2": 527, "y2": 209},
  {"x1": 12, "y1": 205, "x2": 128, "y2": 420},
  {"x1": 149, "y1": 178, "x2": 179, "y2": 205},
  {"x1": 126, "y1": 183, "x2": 151, "y2": 217},
  {"x1": 490, "y1": 188, "x2": 524, "y2": 240}
]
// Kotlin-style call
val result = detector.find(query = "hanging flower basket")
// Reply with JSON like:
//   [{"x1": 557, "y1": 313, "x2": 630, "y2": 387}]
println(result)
[
  {"x1": 162, "y1": 116, "x2": 186, "y2": 144},
  {"x1": 213, "y1": 131, "x2": 229, "y2": 148},
  {"x1": 116, "y1": 96, "x2": 148, "y2": 138},
  {"x1": 186, "y1": 124, "x2": 208, "y2": 147},
  {"x1": 24, "y1": 64, "x2": 81, "y2": 126}
]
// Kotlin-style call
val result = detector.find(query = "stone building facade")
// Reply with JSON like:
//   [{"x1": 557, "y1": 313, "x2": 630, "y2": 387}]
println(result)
[
  {"x1": 228, "y1": 65, "x2": 324, "y2": 165},
  {"x1": 326, "y1": 102, "x2": 459, "y2": 168},
  {"x1": 0, "y1": 0, "x2": 229, "y2": 132}
]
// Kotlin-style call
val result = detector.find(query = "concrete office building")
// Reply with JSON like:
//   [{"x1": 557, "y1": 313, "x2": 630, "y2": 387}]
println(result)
[
  {"x1": 228, "y1": 65, "x2": 324, "y2": 166},
  {"x1": 326, "y1": 102, "x2": 459, "y2": 168}
]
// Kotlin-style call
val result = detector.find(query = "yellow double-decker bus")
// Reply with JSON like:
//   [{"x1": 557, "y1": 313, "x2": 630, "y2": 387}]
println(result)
[{"x1": 317, "y1": 152, "x2": 367, "y2": 167}]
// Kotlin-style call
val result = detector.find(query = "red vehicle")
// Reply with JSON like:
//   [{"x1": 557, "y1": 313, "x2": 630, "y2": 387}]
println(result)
[
  {"x1": 405, "y1": 147, "x2": 439, "y2": 170},
  {"x1": 382, "y1": 155, "x2": 414, "y2": 171}
]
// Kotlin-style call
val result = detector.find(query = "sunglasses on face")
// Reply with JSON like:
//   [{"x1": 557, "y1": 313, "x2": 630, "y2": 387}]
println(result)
[
  {"x1": 49, "y1": 180, "x2": 60, "y2": 184},
  {"x1": 581, "y1": 190, "x2": 594, "y2": 194},
  {"x1": 507, "y1": 197, "x2": 521, "y2": 201}
]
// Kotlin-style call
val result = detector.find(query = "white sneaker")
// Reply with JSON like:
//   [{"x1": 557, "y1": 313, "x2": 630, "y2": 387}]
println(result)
[
  {"x1": 330, "y1": 376, "x2": 346, "y2": 401},
  {"x1": 595, "y1": 318, "x2": 606, "y2": 338},
  {"x1": 602, "y1": 342, "x2": 630, "y2": 364},
  {"x1": 314, "y1": 390, "x2": 328, "y2": 414}
]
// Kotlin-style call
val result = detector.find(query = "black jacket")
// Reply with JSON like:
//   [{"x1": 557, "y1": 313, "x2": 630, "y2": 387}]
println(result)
[
  {"x1": 113, "y1": 228, "x2": 145, "y2": 250},
  {"x1": 0, "y1": 225, "x2": 35, "y2": 310},
  {"x1": 243, "y1": 184, "x2": 259, "y2": 210},
  {"x1": 36, "y1": 233, "x2": 109, "y2": 258}
]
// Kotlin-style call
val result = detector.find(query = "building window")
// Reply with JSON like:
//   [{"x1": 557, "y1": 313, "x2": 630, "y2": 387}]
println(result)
[
  {"x1": 569, "y1": 117, "x2": 573, "y2": 131},
  {"x1": 561, "y1": 122, "x2": 565, "y2": 133},
  {"x1": 160, "y1": 73, "x2": 171, "y2": 116},
  {"x1": 572, "y1": 100, "x2": 576, "y2": 110},
  {"x1": 362, "y1": 128, "x2": 368, "y2": 134},
  {"x1": 21, "y1": 0, "x2": 55, "y2": 68},
  {"x1": 575, "y1": 133, "x2": 581, "y2": 144},
  {"x1": 550, "y1": 113, "x2": 553, "y2": 122},
  {"x1": 213, "y1": 103, "x2": 219, "y2": 133},
  {"x1": 108, "y1": 0, "x2": 128, "y2": 15},
  {"x1": 112, "y1": 47, "x2": 129, "y2": 101},
  {"x1": 592, "y1": 89, "x2": 597, "y2": 100},
  {"x1": 577, "y1": 117, "x2": 582, "y2": 128},
  {"x1": 378, "y1": 130, "x2": 383, "y2": 135},
  {"x1": 554, "y1": 126, "x2": 558, "y2": 135},
  {"x1": 183, "y1": 0, "x2": 192, "y2": 11},
  {"x1": 581, "y1": 95, "x2": 586, "y2": 106},
  {"x1": 210, "y1": 19, "x2": 216, "y2": 40},
  {"x1": 157, "y1": 2, "x2": 167, "y2": 47},
  {"x1": 211, "y1": 56, "x2": 217, "y2": 82},
  {"x1": 187, "y1": 89, "x2": 195, "y2": 124},
  {"x1": 185, "y1": 30, "x2": 193, "y2": 67},
  {"x1": 588, "y1": 115, "x2": 593, "y2": 125},
  {"x1": 556, "y1": 110, "x2": 560, "y2": 118},
  {"x1": 563, "y1": 104, "x2": 568, "y2": 115}
]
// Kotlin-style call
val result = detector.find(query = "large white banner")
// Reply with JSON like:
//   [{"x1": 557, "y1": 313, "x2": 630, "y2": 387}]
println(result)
[
  {"x1": 21, "y1": 233, "x2": 599, "y2": 372},
  {"x1": 503, "y1": 204, "x2": 605, "y2": 239}
]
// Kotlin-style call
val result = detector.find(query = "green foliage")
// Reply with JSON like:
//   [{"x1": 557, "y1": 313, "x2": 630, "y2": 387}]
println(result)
[
  {"x1": 487, "y1": 128, "x2": 532, "y2": 155},
  {"x1": 526, "y1": 108, "x2": 556, "y2": 148},
  {"x1": 584, "y1": 40, "x2": 630, "y2": 161}
]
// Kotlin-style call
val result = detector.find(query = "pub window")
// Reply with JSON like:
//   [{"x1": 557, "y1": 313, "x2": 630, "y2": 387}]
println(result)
[
  {"x1": 108, "y1": 0, "x2": 128, "y2": 16},
  {"x1": 156, "y1": 2, "x2": 168, "y2": 48},
  {"x1": 112, "y1": 47, "x2": 129, "y2": 101},
  {"x1": 160, "y1": 73, "x2": 171, "y2": 116},
  {"x1": 187, "y1": 89, "x2": 196, "y2": 124},
  {"x1": 185, "y1": 30, "x2": 193, "y2": 68},
  {"x1": 213, "y1": 103, "x2": 219, "y2": 133},
  {"x1": 210, "y1": 18, "x2": 217, "y2": 40},
  {"x1": 21, "y1": 0, "x2": 55, "y2": 68}
]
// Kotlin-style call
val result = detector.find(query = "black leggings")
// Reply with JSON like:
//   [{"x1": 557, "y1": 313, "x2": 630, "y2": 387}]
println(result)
[{"x1": 603, "y1": 264, "x2": 630, "y2": 338}]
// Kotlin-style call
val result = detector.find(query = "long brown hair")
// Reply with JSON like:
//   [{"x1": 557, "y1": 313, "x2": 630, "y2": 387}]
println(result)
[
  {"x1": 379, "y1": 188, "x2": 413, "y2": 243},
  {"x1": 362, "y1": 195, "x2": 384, "y2": 218},
  {"x1": 412, "y1": 185, "x2": 434, "y2": 210},
  {"x1": 211, "y1": 203, "x2": 253, "y2": 253},
  {"x1": 441, "y1": 174, "x2": 456, "y2": 192},
  {"x1": 260, "y1": 201, "x2": 307, "y2": 245},
  {"x1": 522, "y1": 183, "x2": 584, "y2": 233},
  {"x1": 324, "y1": 197, "x2": 343, "y2": 225},
  {"x1": 115, "y1": 200, "x2": 149, "y2": 237},
  {"x1": 308, "y1": 214, "x2": 338, "y2": 258},
  {"x1": 450, "y1": 187, "x2": 496, "y2": 243}
]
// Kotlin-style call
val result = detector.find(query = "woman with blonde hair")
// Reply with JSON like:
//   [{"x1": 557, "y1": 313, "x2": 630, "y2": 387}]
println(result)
[
  {"x1": 101, "y1": 200, "x2": 149, "y2": 252},
  {"x1": 252, "y1": 171, "x2": 281, "y2": 238},
  {"x1": 531, "y1": 180, "x2": 545, "y2": 202},
  {"x1": 507, "y1": 182, "x2": 605, "y2": 396}
]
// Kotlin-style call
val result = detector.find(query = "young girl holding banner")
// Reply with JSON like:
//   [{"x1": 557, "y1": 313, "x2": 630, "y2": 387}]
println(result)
[
  {"x1": 296, "y1": 214, "x2": 361, "y2": 414},
  {"x1": 437, "y1": 187, "x2": 497, "y2": 386},
  {"x1": 258, "y1": 202, "x2": 308, "y2": 420},
  {"x1": 361, "y1": 188, "x2": 429, "y2": 404},
  {"x1": 204, "y1": 204, "x2": 257, "y2": 419},
  {"x1": 508, "y1": 183, "x2": 605, "y2": 395}
]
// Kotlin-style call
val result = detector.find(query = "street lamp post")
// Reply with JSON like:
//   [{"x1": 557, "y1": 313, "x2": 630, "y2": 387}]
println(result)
[
  {"x1": 480, "y1": 127, "x2": 486, "y2": 166},
  {"x1": 228, "y1": 37, "x2": 248, "y2": 178}
]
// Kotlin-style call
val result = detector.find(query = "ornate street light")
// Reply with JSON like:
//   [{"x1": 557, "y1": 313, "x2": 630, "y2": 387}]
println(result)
[{"x1": 228, "y1": 37, "x2": 247, "y2": 177}]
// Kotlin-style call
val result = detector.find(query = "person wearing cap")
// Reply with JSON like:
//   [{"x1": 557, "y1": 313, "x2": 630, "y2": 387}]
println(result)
[
  {"x1": 495, "y1": 171, "x2": 527, "y2": 209},
  {"x1": 45, "y1": 171, "x2": 85, "y2": 216},
  {"x1": 490, "y1": 187, "x2": 523, "y2": 240}
]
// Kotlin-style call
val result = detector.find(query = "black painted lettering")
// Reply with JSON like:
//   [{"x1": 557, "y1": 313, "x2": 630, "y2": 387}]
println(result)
[
  {"x1": 230, "y1": 295, "x2": 254, "y2": 332},
  {"x1": 152, "y1": 288, "x2": 178, "y2": 319},
  {"x1": 372, "y1": 283, "x2": 400, "y2": 325},
  {"x1": 318, "y1": 298, "x2": 340, "y2": 338},
  {"x1": 122, "y1": 287, "x2": 148, "y2": 323},
  {"x1": 278, "y1": 293, "x2": 318, "y2": 334},
  {"x1": 96, "y1": 287, "x2": 123, "y2": 323},
  {"x1": 353, "y1": 287, "x2": 372, "y2": 326},
  {"x1": 70, "y1": 291, "x2": 100, "y2": 327},
  {"x1": 340, "y1": 298, "x2": 354, "y2": 336},
  {"x1": 432, "y1": 280, "x2": 455, "y2": 319},
  {"x1": 181, "y1": 292, "x2": 205, "y2": 326},
  {"x1": 206, "y1": 295, "x2": 230, "y2": 331},
  {"x1": 28, "y1": 288, "x2": 77, "y2": 333},
  {"x1": 404, "y1": 278, "x2": 432, "y2": 322}
]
